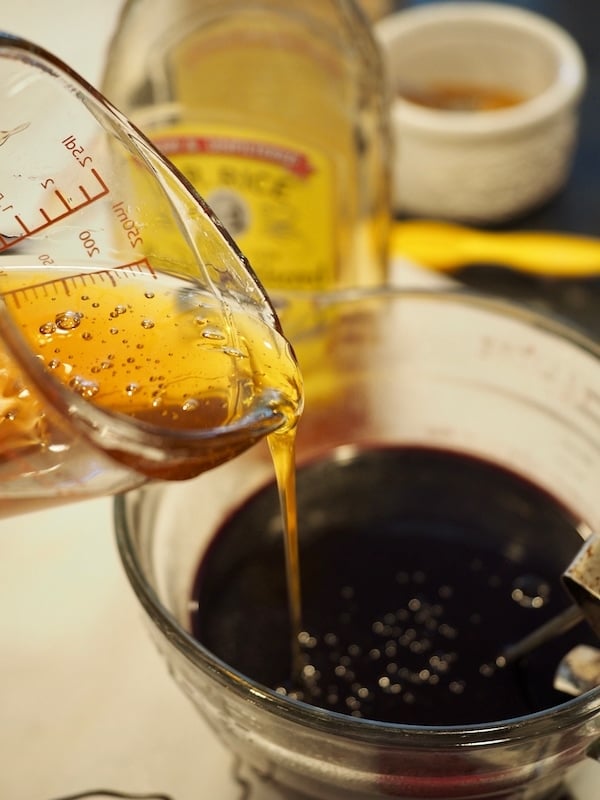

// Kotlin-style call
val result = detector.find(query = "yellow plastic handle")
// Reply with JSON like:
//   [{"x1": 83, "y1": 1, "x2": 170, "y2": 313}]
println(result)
[{"x1": 391, "y1": 220, "x2": 600, "y2": 278}]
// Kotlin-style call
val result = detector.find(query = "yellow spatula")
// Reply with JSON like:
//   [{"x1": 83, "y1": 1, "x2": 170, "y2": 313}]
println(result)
[{"x1": 391, "y1": 220, "x2": 600, "y2": 278}]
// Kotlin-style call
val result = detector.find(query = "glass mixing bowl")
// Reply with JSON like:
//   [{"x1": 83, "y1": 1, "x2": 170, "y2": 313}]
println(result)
[{"x1": 115, "y1": 288, "x2": 600, "y2": 799}]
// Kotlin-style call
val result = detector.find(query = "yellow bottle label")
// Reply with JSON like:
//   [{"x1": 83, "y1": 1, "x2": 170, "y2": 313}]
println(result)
[{"x1": 151, "y1": 123, "x2": 337, "y2": 291}]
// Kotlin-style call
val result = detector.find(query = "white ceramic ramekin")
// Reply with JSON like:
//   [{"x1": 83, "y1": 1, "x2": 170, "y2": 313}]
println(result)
[{"x1": 375, "y1": 2, "x2": 587, "y2": 223}]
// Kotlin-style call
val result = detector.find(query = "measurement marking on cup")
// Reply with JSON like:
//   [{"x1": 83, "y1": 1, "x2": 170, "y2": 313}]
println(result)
[
  {"x1": 0, "y1": 259, "x2": 156, "y2": 309},
  {"x1": 0, "y1": 168, "x2": 109, "y2": 253}
]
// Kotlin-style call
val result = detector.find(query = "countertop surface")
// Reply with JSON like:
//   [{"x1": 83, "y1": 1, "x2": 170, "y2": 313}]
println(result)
[{"x1": 0, "y1": 3, "x2": 598, "y2": 799}]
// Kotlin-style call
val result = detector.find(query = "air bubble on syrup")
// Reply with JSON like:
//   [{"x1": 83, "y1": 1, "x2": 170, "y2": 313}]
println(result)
[
  {"x1": 125, "y1": 383, "x2": 140, "y2": 397},
  {"x1": 202, "y1": 327, "x2": 226, "y2": 341},
  {"x1": 345, "y1": 696, "x2": 360, "y2": 711},
  {"x1": 56, "y1": 310, "x2": 82, "y2": 330},
  {"x1": 47, "y1": 359, "x2": 61, "y2": 370},
  {"x1": 302, "y1": 664, "x2": 317, "y2": 679},
  {"x1": 69, "y1": 375, "x2": 100, "y2": 399},
  {"x1": 181, "y1": 398, "x2": 200, "y2": 412},
  {"x1": 385, "y1": 642, "x2": 397, "y2": 657},
  {"x1": 223, "y1": 347, "x2": 246, "y2": 358},
  {"x1": 299, "y1": 631, "x2": 318, "y2": 648},
  {"x1": 39, "y1": 321, "x2": 56, "y2": 335},
  {"x1": 110, "y1": 305, "x2": 128, "y2": 318},
  {"x1": 141, "y1": 319, "x2": 155, "y2": 329},
  {"x1": 409, "y1": 639, "x2": 429, "y2": 654},
  {"x1": 438, "y1": 623, "x2": 458, "y2": 640},
  {"x1": 511, "y1": 575, "x2": 551, "y2": 608},
  {"x1": 429, "y1": 653, "x2": 453, "y2": 674}
]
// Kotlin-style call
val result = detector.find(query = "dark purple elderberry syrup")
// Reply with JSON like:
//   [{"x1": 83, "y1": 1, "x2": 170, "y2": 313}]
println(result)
[{"x1": 190, "y1": 447, "x2": 596, "y2": 726}]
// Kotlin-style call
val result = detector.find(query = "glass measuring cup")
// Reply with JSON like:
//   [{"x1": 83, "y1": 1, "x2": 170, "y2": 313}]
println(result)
[
  {"x1": 0, "y1": 33, "x2": 302, "y2": 517},
  {"x1": 115, "y1": 289, "x2": 600, "y2": 800}
]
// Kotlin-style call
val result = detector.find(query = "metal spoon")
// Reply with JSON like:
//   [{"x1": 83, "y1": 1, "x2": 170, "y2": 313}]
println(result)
[{"x1": 497, "y1": 534, "x2": 600, "y2": 694}]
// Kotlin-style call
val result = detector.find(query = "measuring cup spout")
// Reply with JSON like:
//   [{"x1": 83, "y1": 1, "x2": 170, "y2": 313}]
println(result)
[{"x1": 0, "y1": 32, "x2": 302, "y2": 515}]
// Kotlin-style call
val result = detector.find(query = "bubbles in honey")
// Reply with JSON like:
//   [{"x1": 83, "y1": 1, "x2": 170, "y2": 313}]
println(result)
[
  {"x1": 181, "y1": 398, "x2": 200, "y2": 412},
  {"x1": 69, "y1": 375, "x2": 100, "y2": 398},
  {"x1": 55, "y1": 310, "x2": 83, "y2": 330},
  {"x1": 202, "y1": 327, "x2": 227, "y2": 341}
]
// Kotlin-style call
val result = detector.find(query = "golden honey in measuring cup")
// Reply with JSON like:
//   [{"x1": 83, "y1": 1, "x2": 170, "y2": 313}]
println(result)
[{"x1": 0, "y1": 33, "x2": 302, "y2": 517}]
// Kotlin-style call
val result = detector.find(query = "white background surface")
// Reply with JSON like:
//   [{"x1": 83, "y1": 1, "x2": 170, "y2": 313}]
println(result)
[{"x1": 0, "y1": 3, "x2": 598, "y2": 799}]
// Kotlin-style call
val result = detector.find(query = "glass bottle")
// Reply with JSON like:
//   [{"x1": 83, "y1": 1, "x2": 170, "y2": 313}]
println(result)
[{"x1": 101, "y1": 0, "x2": 391, "y2": 292}]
